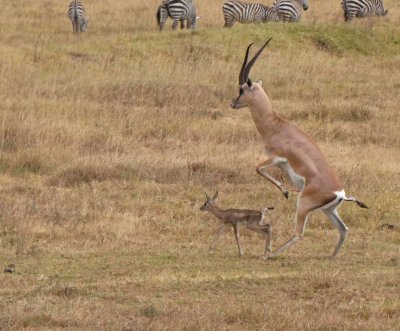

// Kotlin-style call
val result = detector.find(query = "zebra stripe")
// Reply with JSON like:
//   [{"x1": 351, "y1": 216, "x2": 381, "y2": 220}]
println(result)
[
  {"x1": 274, "y1": 0, "x2": 308, "y2": 22},
  {"x1": 68, "y1": 1, "x2": 88, "y2": 33},
  {"x1": 157, "y1": 0, "x2": 198, "y2": 31},
  {"x1": 222, "y1": 0, "x2": 281, "y2": 28},
  {"x1": 156, "y1": 4, "x2": 169, "y2": 31},
  {"x1": 342, "y1": 0, "x2": 388, "y2": 21}
]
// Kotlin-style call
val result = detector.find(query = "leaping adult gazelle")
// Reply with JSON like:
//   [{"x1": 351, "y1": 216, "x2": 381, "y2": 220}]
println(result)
[{"x1": 230, "y1": 39, "x2": 368, "y2": 258}]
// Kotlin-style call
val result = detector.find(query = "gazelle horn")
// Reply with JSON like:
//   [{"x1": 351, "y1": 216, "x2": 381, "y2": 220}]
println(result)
[
  {"x1": 239, "y1": 43, "x2": 254, "y2": 85},
  {"x1": 241, "y1": 38, "x2": 273, "y2": 85}
]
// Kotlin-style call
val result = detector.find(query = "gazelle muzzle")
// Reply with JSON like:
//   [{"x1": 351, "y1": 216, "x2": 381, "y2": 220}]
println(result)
[{"x1": 230, "y1": 95, "x2": 242, "y2": 109}]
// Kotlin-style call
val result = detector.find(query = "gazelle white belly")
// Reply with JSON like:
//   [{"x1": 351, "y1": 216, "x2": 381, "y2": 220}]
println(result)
[{"x1": 276, "y1": 157, "x2": 305, "y2": 190}]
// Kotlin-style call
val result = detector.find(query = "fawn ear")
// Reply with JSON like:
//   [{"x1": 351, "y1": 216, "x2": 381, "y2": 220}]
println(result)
[{"x1": 212, "y1": 191, "x2": 219, "y2": 200}]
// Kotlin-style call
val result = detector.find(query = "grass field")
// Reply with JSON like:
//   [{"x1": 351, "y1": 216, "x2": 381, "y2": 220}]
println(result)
[{"x1": 0, "y1": 0, "x2": 399, "y2": 330}]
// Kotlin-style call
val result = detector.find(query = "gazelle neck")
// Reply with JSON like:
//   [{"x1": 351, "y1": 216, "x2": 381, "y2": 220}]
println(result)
[
  {"x1": 208, "y1": 204, "x2": 227, "y2": 221},
  {"x1": 247, "y1": 87, "x2": 280, "y2": 139}
]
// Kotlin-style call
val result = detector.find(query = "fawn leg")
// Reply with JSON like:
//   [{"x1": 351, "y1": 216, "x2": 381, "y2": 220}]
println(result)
[
  {"x1": 233, "y1": 224, "x2": 243, "y2": 256},
  {"x1": 209, "y1": 224, "x2": 226, "y2": 254}
]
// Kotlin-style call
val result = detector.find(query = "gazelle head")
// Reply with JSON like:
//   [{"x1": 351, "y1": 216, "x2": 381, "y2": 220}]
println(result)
[
  {"x1": 200, "y1": 191, "x2": 218, "y2": 211},
  {"x1": 230, "y1": 38, "x2": 272, "y2": 110}
]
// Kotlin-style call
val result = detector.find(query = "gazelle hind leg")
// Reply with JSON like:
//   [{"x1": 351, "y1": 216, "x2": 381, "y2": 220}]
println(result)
[{"x1": 323, "y1": 207, "x2": 348, "y2": 258}]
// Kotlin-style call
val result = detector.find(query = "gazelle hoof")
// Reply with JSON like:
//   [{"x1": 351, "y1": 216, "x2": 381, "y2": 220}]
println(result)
[
  {"x1": 283, "y1": 190, "x2": 289, "y2": 199},
  {"x1": 262, "y1": 252, "x2": 273, "y2": 260}
]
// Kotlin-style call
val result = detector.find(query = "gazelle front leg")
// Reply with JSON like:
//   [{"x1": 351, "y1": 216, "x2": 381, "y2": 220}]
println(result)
[
  {"x1": 209, "y1": 224, "x2": 226, "y2": 254},
  {"x1": 256, "y1": 156, "x2": 289, "y2": 199},
  {"x1": 264, "y1": 198, "x2": 312, "y2": 259}
]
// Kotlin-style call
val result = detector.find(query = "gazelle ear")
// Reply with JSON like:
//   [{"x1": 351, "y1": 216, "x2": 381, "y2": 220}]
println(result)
[
  {"x1": 205, "y1": 192, "x2": 210, "y2": 200},
  {"x1": 247, "y1": 79, "x2": 252, "y2": 87},
  {"x1": 256, "y1": 79, "x2": 263, "y2": 86},
  {"x1": 212, "y1": 191, "x2": 219, "y2": 200}
]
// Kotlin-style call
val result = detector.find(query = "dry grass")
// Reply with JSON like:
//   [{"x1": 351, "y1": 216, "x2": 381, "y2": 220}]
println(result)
[{"x1": 0, "y1": 0, "x2": 399, "y2": 330}]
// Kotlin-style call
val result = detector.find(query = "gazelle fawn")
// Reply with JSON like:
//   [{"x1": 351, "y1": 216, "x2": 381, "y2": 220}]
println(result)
[
  {"x1": 200, "y1": 191, "x2": 274, "y2": 257},
  {"x1": 230, "y1": 39, "x2": 368, "y2": 258}
]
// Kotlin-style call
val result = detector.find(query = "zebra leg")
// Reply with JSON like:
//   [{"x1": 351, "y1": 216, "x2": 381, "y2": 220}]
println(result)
[
  {"x1": 81, "y1": 20, "x2": 88, "y2": 32},
  {"x1": 172, "y1": 19, "x2": 179, "y2": 30},
  {"x1": 72, "y1": 21, "x2": 78, "y2": 33},
  {"x1": 181, "y1": 19, "x2": 185, "y2": 29},
  {"x1": 159, "y1": 17, "x2": 166, "y2": 31},
  {"x1": 78, "y1": 20, "x2": 84, "y2": 33}
]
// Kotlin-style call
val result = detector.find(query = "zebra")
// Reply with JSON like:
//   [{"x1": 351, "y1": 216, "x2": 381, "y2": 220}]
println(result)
[
  {"x1": 222, "y1": 0, "x2": 281, "y2": 28},
  {"x1": 156, "y1": 0, "x2": 198, "y2": 31},
  {"x1": 156, "y1": 4, "x2": 170, "y2": 31},
  {"x1": 68, "y1": 1, "x2": 88, "y2": 33},
  {"x1": 273, "y1": 0, "x2": 308, "y2": 22},
  {"x1": 341, "y1": 0, "x2": 388, "y2": 21}
]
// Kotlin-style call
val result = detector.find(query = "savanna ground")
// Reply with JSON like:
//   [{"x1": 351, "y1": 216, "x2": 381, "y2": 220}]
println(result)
[{"x1": 0, "y1": 0, "x2": 399, "y2": 329}]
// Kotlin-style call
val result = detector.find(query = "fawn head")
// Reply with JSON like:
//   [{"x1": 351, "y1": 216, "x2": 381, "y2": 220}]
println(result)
[
  {"x1": 200, "y1": 191, "x2": 218, "y2": 211},
  {"x1": 230, "y1": 38, "x2": 272, "y2": 110}
]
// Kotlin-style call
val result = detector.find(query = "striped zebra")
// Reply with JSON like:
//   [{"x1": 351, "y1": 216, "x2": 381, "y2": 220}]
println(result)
[
  {"x1": 341, "y1": 0, "x2": 388, "y2": 21},
  {"x1": 222, "y1": 0, "x2": 281, "y2": 28},
  {"x1": 273, "y1": 0, "x2": 308, "y2": 22},
  {"x1": 68, "y1": 1, "x2": 88, "y2": 33},
  {"x1": 156, "y1": 0, "x2": 198, "y2": 31}
]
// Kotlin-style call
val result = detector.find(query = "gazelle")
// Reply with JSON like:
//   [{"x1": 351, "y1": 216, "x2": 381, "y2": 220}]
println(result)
[
  {"x1": 230, "y1": 39, "x2": 368, "y2": 258},
  {"x1": 200, "y1": 191, "x2": 274, "y2": 257}
]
